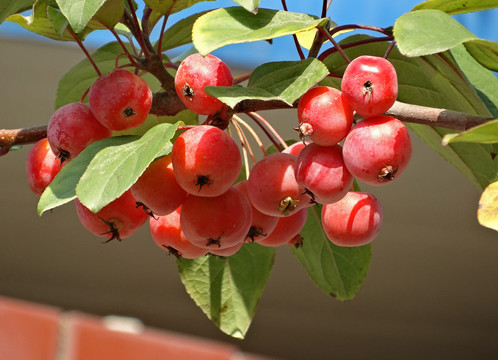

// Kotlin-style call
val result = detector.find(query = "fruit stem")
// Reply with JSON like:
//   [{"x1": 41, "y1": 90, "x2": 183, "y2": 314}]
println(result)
[
  {"x1": 384, "y1": 41, "x2": 396, "y2": 59},
  {"x1": 234, "y1": 72, "x2": 252, "y2": 85},
  {"x1": 231, "y1": 125, "x2": 251, "y2": 180},
  {"x1": 233, "y1": 115, "x2": 268, "y2": 157},
  {"x1": 66, "y1": 29, "x2": 102, "y2": 77},
  {"x1": 124, "y1": 1, "x2": 152, "y2": 59},
  {"x1": 231, "y1": 117, "x2": 257, "y2": 165},
  {"x1": 157, "y1": 0, "x2": 178, "y2": 55},
  {"x1": 247, "y1": 112, "x2": 288, "y2": 151},
  {"x1": 97, "y1": 19, "x2": 139, "y2": 68},
  {"x1": 281, "y1": 0, "x2": 306, "y2": 60},
  {"x1": 318, "y1": 36, "x2": 393, "y2": 61},
  {"x1": 317, "y1": 27, "x2": 350, "y2": 64}
]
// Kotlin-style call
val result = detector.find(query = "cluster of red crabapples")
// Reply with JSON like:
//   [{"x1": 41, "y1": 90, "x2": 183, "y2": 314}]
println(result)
[{"x1": 26, "y1": 52, "x2": 412, "y2": 259}]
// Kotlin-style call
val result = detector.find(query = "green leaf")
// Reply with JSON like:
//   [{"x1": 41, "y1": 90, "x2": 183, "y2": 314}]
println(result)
[
  {"x1": 76, "y1": 122, "x2": 179, "y2": 213},
  {"x1": 144, "y1": 0, "x2": 214, "y2": 15},
  {"x1": 178, "y1": 244, "x2": 275, "y2": 339},
  {"x1": 6, "y1": 0, "x2": 76, "y2": 41},
  {"x1": 232, "y1": 0, "x2": 260, "y2": 14},
  {"x1": 0, "y1": 0, "x2": 35, "y2": 24},
  {"x1": 55, "y1": 42, "x2": 161, "y2": 109},
  {"x1": 442, "y1": 119, "x2": 498, "y2": 145},
  {"x1": 451, "y1": 45, "x2": 498, "y2": 116},
  {"x1": 394, "y1": 9, "x2": 498, "y2": 71},
  {"x1": 86, "y1": 0, "x2": 124, "y2": 30},
  {"x1": 413, "y1": 0, "x2": 498, "y2": 14},
  {"x1": 321, "y1": 35, "x2": 498, "y2": 190},
  {"x1": 478, "y1": 181, "x2": 498, "y2": 232},
  {"x1": 156, "y1": 11, "x2": 209, "y2": 51},
  {"x1": 204, "y1": 58, "x2": 329, "y2": 108},
  {"x1": 55, "y1": 0, "x2": 106, "y2": 33},
  {"x1": 291, "y1": 206, "x2": 372, "y2": 301},
  {"x1": 37, "y1": 135, "x2": 137, "y2": 215},
  {"x1": 192, "y1": 7, "x2": 328, "y2": 55}
]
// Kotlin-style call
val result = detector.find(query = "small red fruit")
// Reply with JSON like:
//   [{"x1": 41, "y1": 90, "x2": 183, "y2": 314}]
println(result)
[
  {"x1": 75, "y1": 190, "x2": 148, "y2": 242},
  {"x1": 174, "y1": 53, "x2": 233, "y2": 115},
  {"x1": 149, "y1": 207, "x2": 208, "y2": 259},
  {"x1": 256, "y1": 208, "x2": 308, "y2": 247},
  {"x1": 235, "y1": 180, "x2": 279, "y2": 243},
  {"x1": 172, "y1": 125, "x2": 241, "y2": 197},
  {"x1": 247, "y1": 153, "x2": 311, "y2": 217},
  {"x1": 342, "y1": 116, "x2": 412, "y2": 186},
  {"x1": 295, "y1": 143, "x2": 354, "y2": 204},
  {"x1": 26, "y1": 138, "x2": 63, "y2": 195},
  {"x1": 88, "y1": 69, "x2": 153, "y2": 130},
  {"x1": 180, "y1": 187, "x2": 252, "y2": 249},
  {"x1": 341, "y1": 55, "x2": 398, "y2": 117},
  {"x1": 47, "y1": 102, "x2": 111, "y2": 163},
  {"x1": 297, "y1": 86, "x2": 354, "y2": 146},
  {"x1": 321, "y1": 192, "x2": 382, "y2": 247},
  {"x1": 131, "y1": 155, "x2": 188, "y2": 216}
]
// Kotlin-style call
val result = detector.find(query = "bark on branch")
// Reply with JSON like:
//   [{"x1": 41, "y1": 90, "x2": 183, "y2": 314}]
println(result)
[{"x1": 0, "y1": 100, "x2": 493, "y2": 153}]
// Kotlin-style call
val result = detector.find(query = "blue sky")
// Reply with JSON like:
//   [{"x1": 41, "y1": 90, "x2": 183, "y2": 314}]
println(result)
[{"x1": 0, "y1": 0, "x2": 496, "y2": 67}]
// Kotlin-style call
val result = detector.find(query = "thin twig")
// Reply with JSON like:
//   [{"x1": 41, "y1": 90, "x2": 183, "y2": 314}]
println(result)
[
  {"x1": 281, "y1": 0, "x2": 306, "y2": 60},
  {"x1": 318, "y1": 27, "x2": 350, "y2": 63},
  {"x1": 66, "y1": 29, "x2": 101, "y2": 76},
  {"x1": 157, "y1": 0, "x2": 177, "y2": 55},
  {"x1": 247, "y1": 112, "x2": 288, "y2": 150},
  {"x1": 233, "y1": 116, "x2": 268, "y2": 156},
  {"x1": 230, "y1": 121, "x2": 251, "y2": 179}
]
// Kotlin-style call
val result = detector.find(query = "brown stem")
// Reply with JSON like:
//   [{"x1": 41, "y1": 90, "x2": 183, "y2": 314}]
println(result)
[
  {"x1": 384, "y1": 102, "x2": 493, "y2": 131},
  {"x1": 0, "y1": 101, "x2": 493, "y2": 150}
]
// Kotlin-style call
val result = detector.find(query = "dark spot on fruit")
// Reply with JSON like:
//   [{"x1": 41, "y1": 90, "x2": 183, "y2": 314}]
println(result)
[
  {"x1": 99, "y1": 217, "x2": 121, "y2": 243},
  {"x1": 363, "y1": 80, "x2": 374, "y2": 99},
  {"x1": 246, "y1": 226, "x2": 266, "y2": 242},
  {"x1": 206, "y1": 234, "x2": 223, "y2": 248},
  {"x1": 291, "y1": 235, "x2": 304, "y2": 248},
  {"x1": 123, "y1": 107, "x2": 136, "y2": 117},
  {"x1": 302, "y1": 188, "x2": 317, "y2": 205},
  {"x1": 182, "y1": 82, "x2": 194, "y2": 100},
  {"x1": 162, "y1": 245, "x2": 182, "y2": 259},
  {"x1": 195, "y1": 175, "x2": 213, "y2": 192},
  {"x1": 136, "y1": 202, "x2": 157, "y2": 220},
  {"x1": 378, "y1": 165, "x2": 398, "y2": 182},
  {"x1": 56, "y1": 147, "x2": 70, "y2": 166}
]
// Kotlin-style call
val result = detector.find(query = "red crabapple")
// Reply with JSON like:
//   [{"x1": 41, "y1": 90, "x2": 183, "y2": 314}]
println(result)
[
  {"x1": 88, "y1": 69, "x2": 153, "y2": 130},
  {"x1": 248, "y1": 153, "x2": 312, "y2": 217},
  {"x1": 131, "y1": 155, "x2": 187, "y2": 216},
  {"x1": 172, "y1": 125, "x2": 241, "y2": 197},
  {"x1": 235, "y1": 180, "x2": 279, "y2": 243},
  {"x1": 75, "y1": 190, "x2": 148, "y2": 242},
  {"x1": 342, "y1": 116, "x2": 412, "y2": 186},
  {"x1": 149, "y1": 207, "x2": 208, "y2": 259},
  {"x1": 175, "y1": 53, "x2": 233, "y2": 115},
  {"x1": 208, "y1": 240, "x2": 244, "y2": 257},
  {"x1": 295, "y1": 143, "x2": 354, "y2": 204},
  {"x1": 47, "y1": 102, "x2": 111, "y2": 163},
  {"x1": 341, "y1": 55, "x2": 398, "y2": 117},
  {"x1": 297, "y1": 86, "x2": 354, "y2": 146},
  {"x1": 321, "y1": 192, "x2": 382, "y2": 247},
  {"x1": 282, "y1": 141, "x2": 310, "y2": 156},
  {"x1": 180, "y1": 187, "x2": 252, "y2": 249},
  {"x1": 256, "y1": 208, "x2": 308, "y2": 247},
  {"x1": 26, "y1": 138, "x2": 63, "y2": 196}
]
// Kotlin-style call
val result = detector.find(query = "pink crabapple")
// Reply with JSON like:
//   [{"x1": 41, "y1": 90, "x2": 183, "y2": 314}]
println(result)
[
  {"x1": 88, "y1": 69, "x2": 153, "y2": 131},
  {"x1": 342, "y1": 116, "x2": 412, "y2": 186},
  {"x1": 341, "y1": 55, "x2": 398, "y2": 117},
  {"x1": 171, "y1": 125, "x2": 241, "y2": 197},
  {"x1": 321, "y1": 191, "x2": 383, "y2": 247},
  {"x1": 174, "y1": 53, "x2": 233, "y2": 115}
]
